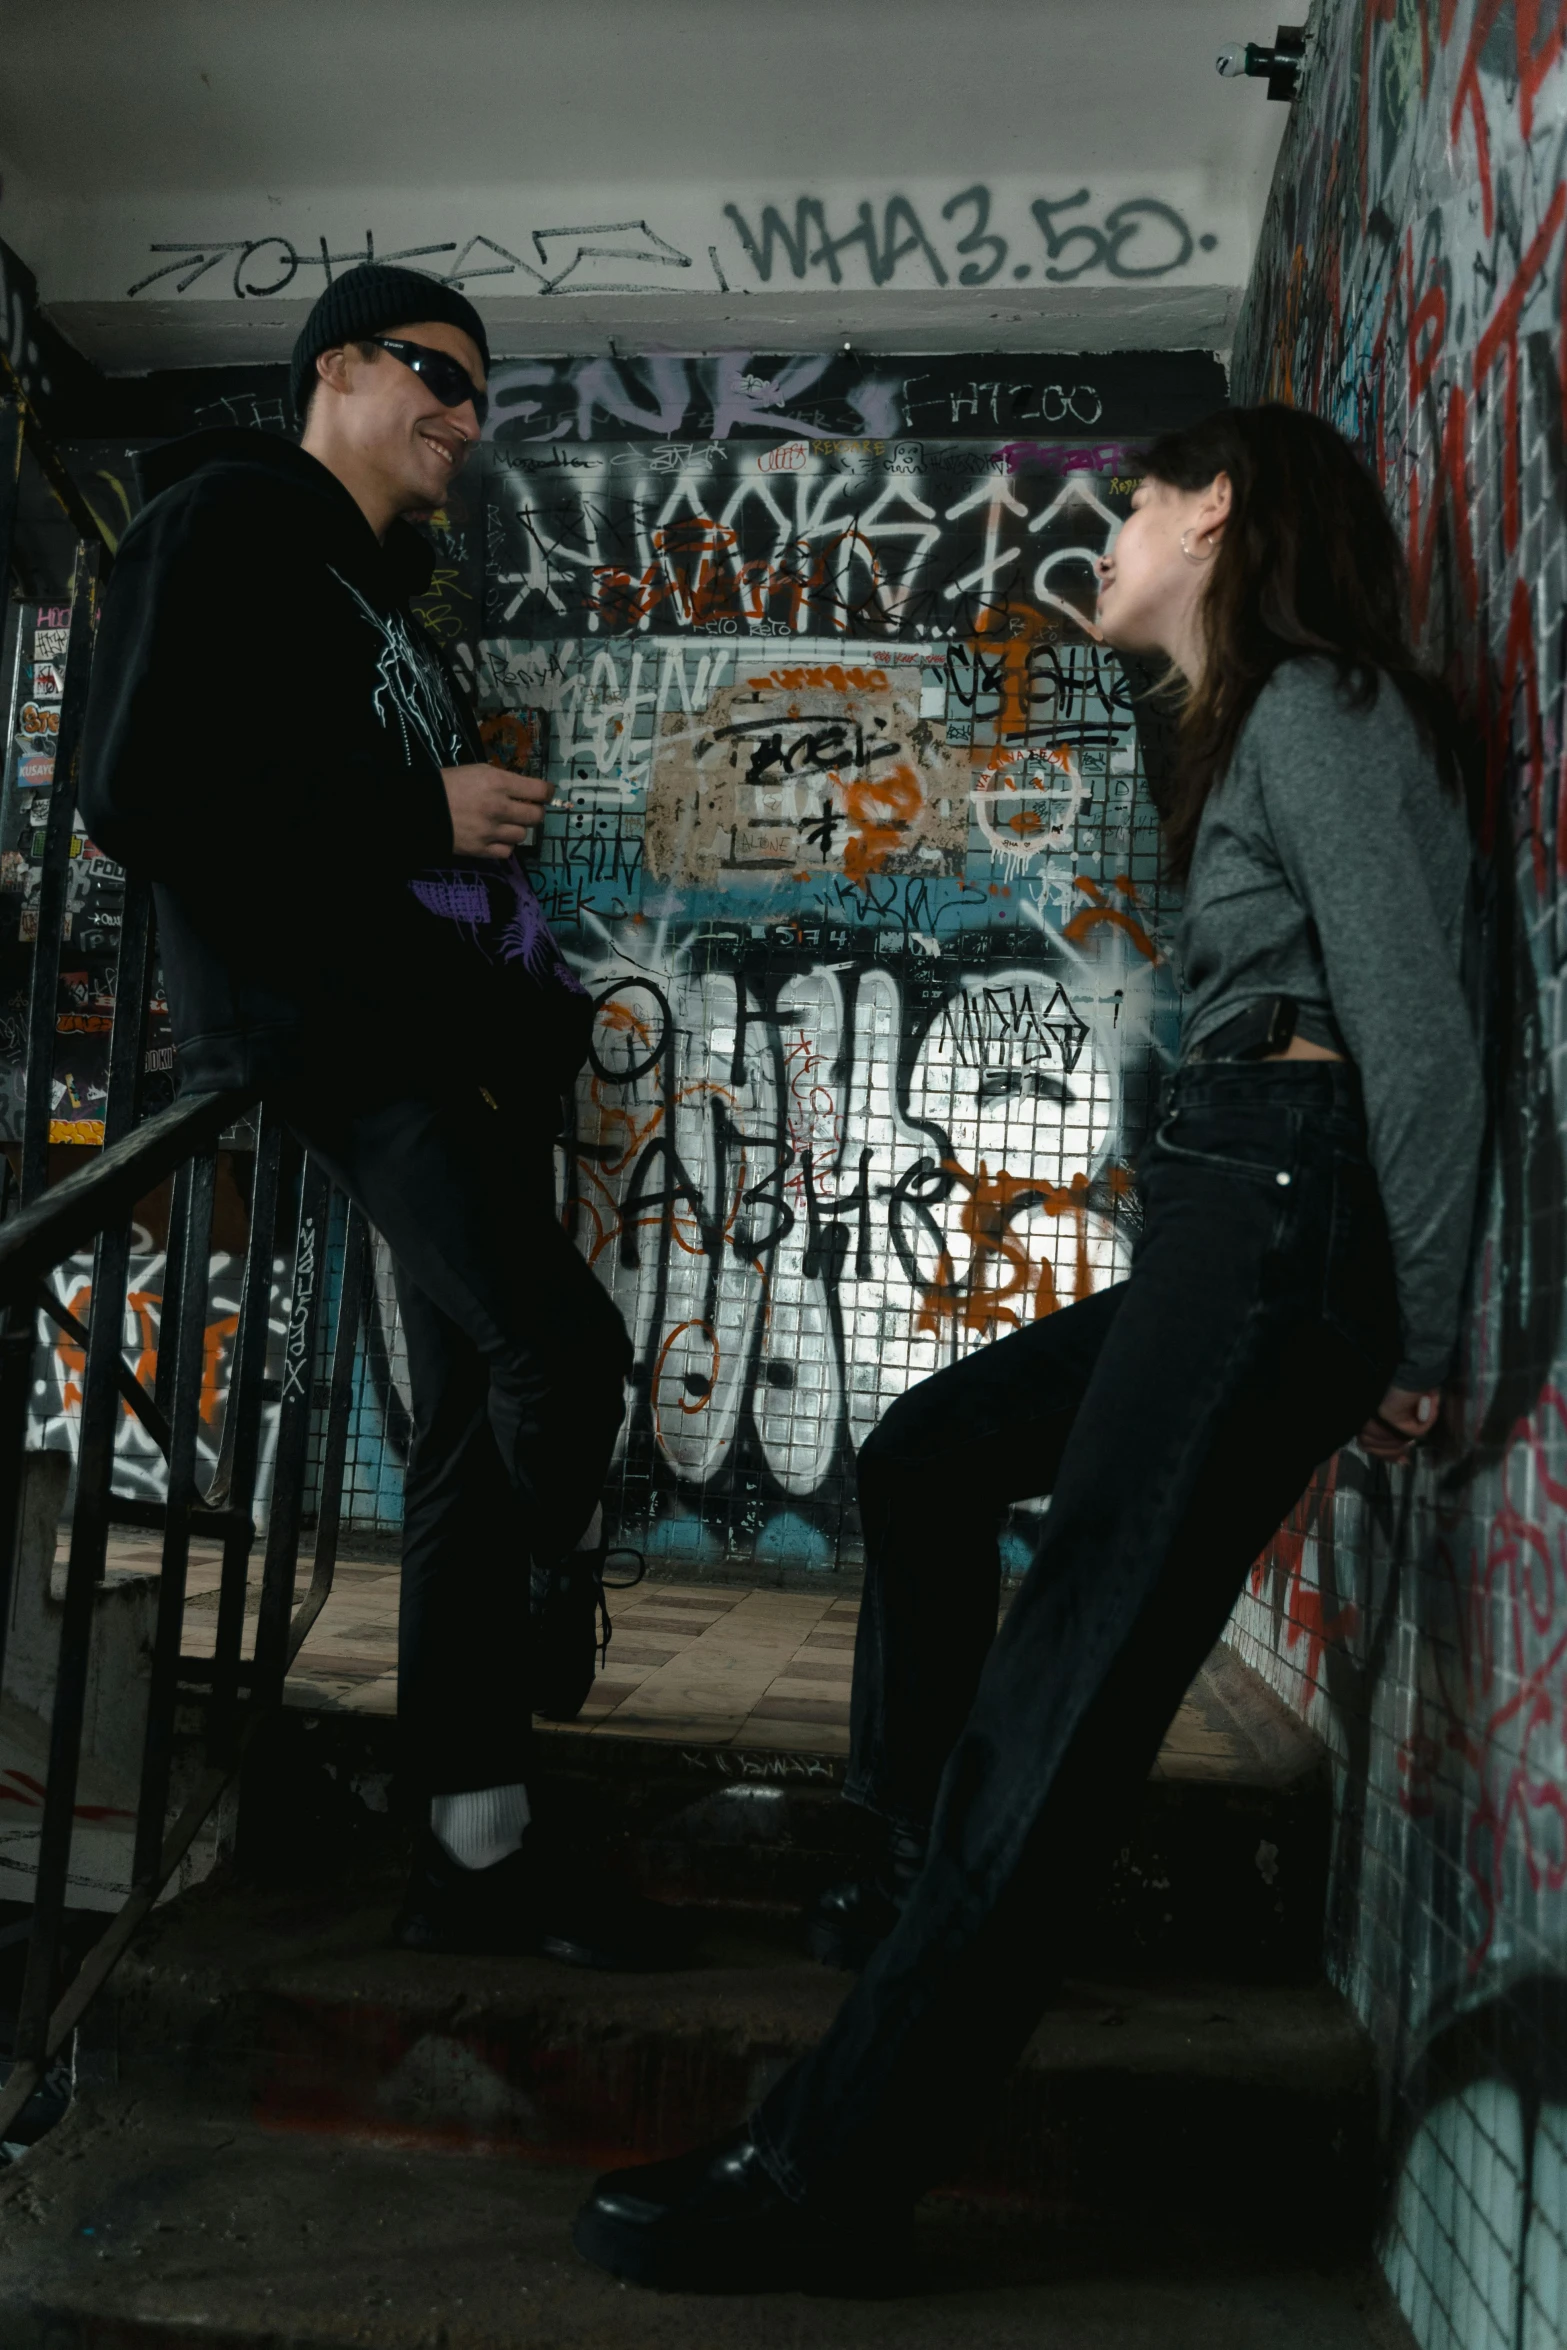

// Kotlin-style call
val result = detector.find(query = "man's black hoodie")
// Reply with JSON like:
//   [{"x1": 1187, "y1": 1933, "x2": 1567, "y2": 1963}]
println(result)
[{"x1": 79, "y1": 429, "x2": 589, "y2": 1112}]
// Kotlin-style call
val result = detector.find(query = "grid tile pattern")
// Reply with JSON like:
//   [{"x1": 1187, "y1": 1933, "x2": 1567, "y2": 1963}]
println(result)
[{"x1": 353, "y1": 614, "x2": 1181, "y2": 1574}]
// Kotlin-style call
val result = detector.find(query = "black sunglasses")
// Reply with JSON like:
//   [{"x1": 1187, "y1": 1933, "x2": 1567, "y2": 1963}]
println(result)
[{"x1": 371, "y1": 336, "x2": 489, "y2": 428}]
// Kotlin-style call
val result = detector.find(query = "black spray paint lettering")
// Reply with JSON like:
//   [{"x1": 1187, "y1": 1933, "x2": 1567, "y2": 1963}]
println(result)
[
  {"x1": 723, "y1": 195, "x2": 952, "y2": 288},
  {"x1": 723, "y1": 189, "x2": 1207, "y2": 288},
  {"x1": 1029, "y1": 192, "x2": 1209, "y2": 282},
  {"x1": 528, "y1": 221, "x2": 693, "y2": 293},
  {"x1": 523, "y1": 945, "x2": 1137, "y2": 1532},
  {"x1": 126, "y1": 222, "x2": 693, "y2": 301},
  {"x1": 127, "y1": 234, "x2": 464, "y2": 300},
  {"x1": 940, "y1": 983, "x2": 1091, "y2": 1073},
  {"x1": 942, "y1": 186, "x2": 1009, "y2": 285},
  {"x1": 709, "y1": 716, "x2": 903, "y2": 785}
]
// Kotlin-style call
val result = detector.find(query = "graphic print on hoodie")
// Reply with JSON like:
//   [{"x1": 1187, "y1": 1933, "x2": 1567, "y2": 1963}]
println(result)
[
  {"x1": 77, "y1": 426, "x2": 592, "y2": 1106},
  {"x1": 330, "y1": 568, "x2": 587, "y2": 1004}
]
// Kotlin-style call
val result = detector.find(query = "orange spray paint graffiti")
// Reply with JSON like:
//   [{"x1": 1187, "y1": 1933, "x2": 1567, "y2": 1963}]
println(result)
[
  {"x1": 843, "y1": 761, "x2": 923, "y2": 887},
  {"x1": 916, "y1": 1161, "x2": 1127, "y2": 1336}
]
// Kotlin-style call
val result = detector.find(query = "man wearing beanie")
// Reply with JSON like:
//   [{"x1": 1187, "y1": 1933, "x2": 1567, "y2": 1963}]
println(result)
[{"x1": 80, "y1": 265, "x2": 672, "y2": 1970}]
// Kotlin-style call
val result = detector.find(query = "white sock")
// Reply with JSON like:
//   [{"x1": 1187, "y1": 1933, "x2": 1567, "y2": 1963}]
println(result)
[
  {"x1": 575, "y1": 1505, "x2": 604, "y2": 1554},
  {"x1": 430, "y1": 1782, "x2": 531, "y2": 1871}
]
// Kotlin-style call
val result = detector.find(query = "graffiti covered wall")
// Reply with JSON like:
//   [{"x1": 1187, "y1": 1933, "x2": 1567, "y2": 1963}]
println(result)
[
  {"x1": 11, "y1": 351, "x2": 1206, "y2": 1567},
  {"x1": 404, "y1": 357, "x2": 1207, "y2": 1572},
  {"x1": 1227, "y1": 5, "x2": 1567, "y2": 2345}
]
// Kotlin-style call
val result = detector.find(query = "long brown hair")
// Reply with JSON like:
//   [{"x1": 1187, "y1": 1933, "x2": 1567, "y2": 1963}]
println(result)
[{"x1": 1141, "y1": 404, "x2": 1457, "y2": 881}]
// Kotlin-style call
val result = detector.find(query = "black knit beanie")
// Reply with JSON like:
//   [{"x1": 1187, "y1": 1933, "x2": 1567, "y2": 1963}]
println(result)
[{"x1": 289, "y1": 264, "x2": 491, "y2": 424}]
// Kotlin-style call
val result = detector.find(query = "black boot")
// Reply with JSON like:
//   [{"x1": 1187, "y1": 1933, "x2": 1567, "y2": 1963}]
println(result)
[
  {"x1": 572, "y1": 2128, "x2": 912, "y2": 2291},
  {"x1": 529, "y1": 1543, "x2": 645, "y2": 1722},
  {"x1": 803, "y1": 1822, "x2": 928, "y2": 1970},
  {"x1": 391, "y1": 1828, "x2": 687, "y2": 1970}
]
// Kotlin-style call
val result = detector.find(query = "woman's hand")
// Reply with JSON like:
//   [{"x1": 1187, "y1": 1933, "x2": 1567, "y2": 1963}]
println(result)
[
  {"x1": 442, "y1": 762, "x2": 550, "y2": 859},
  {"x1": 1359, "y1": 1384, "x2": 1439, "y2": 1463}
]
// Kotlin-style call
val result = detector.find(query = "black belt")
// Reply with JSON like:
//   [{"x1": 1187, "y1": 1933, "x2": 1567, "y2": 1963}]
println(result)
[{"x1": 1183, "y1": 995, "x2": 1348, "y2": 1065}]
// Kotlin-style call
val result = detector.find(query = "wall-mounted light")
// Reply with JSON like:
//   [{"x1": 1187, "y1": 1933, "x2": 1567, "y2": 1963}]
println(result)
[{"x1": 1216, "y1": 24, "x2": 1305, "y2": 100}]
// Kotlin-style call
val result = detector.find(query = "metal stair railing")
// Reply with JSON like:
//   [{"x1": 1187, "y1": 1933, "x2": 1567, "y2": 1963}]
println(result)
[{"x1": 0, "y1": 367, "x2": 369, "y2": 2147}]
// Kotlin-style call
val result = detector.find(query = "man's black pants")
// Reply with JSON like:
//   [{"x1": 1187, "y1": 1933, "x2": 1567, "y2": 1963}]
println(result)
[
  {"x1": 289, "y1": 1089, "x2": 632, "y2": 1796},
  {"x1": 752, "y1": 1059, "x2": 1400, "y2": 2202}
]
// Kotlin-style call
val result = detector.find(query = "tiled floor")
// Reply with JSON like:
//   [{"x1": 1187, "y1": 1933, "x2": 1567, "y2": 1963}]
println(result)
[
  {"x1": 96, "y1": 1538, "x2": 1303, "y2": 1779},
  {"x1": 102, "y1": 1539, "x2": 859, "y2": 1750}
]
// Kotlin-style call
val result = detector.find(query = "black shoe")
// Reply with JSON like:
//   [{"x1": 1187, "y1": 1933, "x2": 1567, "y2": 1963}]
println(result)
[
  {"x1": 572, "y1": 2128, "x2": 912, "y2": 2291},
  {"x1": 803, "y1": 1823, "x2": 928, "y2": 1971},
  {"x1": 529, "y1": 1543, "x2": 646, "y2": 1722},
  {"x1": 391, "y1": 1830, "x2": 687, "y2": 1970}
]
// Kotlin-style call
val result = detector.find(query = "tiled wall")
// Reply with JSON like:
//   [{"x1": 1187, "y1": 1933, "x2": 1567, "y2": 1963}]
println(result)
[
  {"x1": 1227, "y1": 3, "x2": 1567, "y2": 2342},
  {"x1": 372, "y1": 400, "x2": 1193, "y2": 1570}
]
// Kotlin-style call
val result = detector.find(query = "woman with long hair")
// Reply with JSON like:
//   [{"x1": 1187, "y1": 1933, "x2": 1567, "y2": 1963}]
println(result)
[{"x1": 572, "y1": 404, "x2": 1485, "y2": 2289}]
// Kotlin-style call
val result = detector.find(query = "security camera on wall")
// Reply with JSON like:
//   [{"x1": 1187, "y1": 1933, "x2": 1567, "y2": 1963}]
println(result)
[{"x1": 1216, "y1": 24, "x2": 1304, "y2": 99}]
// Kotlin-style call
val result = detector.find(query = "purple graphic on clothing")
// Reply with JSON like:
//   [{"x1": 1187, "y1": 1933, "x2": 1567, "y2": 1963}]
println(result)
[
  {"x1": 408, "y1": 873, "x2": 491, "y2": 927},
  {"x1": 495, "y1": 862, "x2": 587, "y2": 992},
  {"x1": 408, "y1": 857, "x2": 587, "y2": 997},
  {"x1": 331, "y1": 560, "x2": 586, "y2": 1009}
]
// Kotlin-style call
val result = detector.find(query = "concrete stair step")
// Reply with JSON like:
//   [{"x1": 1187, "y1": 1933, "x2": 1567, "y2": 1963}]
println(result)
[
  {"x1": 102, "y1": 1885, "x2": 1376, "y2": 2242},
  {"x1": 239, "y1": 1645, "x2": 1330, "y2": 1981},
  {"x1": 0, "y1": 2091, "x2": 1415, "y2": 2350}
]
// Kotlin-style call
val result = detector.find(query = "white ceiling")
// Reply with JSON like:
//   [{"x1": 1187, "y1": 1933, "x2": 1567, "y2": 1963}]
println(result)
[
  {"x1": 0, "y1": 0, "x2": 1291, "y2": 188},
  {"x1": 0, "y1": 0, "x2": 1294, "y2": 367}
]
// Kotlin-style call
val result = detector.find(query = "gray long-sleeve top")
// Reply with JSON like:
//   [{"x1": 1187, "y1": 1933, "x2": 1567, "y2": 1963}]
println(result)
[{"x1": 1177, "y1": 658, "x2": 1483, "y2": 1391}]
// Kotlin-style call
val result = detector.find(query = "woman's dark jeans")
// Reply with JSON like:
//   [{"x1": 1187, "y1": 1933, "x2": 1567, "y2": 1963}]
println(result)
[{"x1": 752, "y1": 1059, "x2": 1400, "y2": 2202}]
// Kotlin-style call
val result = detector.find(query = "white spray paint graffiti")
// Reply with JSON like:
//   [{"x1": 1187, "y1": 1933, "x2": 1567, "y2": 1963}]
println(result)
[{"x1": 360, "y1": 606, "x2": 1177, "y2": 1567}]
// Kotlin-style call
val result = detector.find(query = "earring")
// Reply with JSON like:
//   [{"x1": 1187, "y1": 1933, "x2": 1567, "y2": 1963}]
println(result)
[{"x1": 1180, "y1": 529, "x2": 1216, "y2": 564}]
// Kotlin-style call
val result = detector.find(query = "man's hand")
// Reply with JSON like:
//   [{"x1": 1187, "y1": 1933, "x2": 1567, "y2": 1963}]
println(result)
[
  {"x1": 441, "y1": 763, "x2": 550, "y2": 860},
  {"x1": 1359, "y1": 1383, "x2": 1440, "y2": 1463}
]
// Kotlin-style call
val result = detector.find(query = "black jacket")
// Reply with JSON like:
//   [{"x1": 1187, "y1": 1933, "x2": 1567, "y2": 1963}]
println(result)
[{"x1": 79, "y1": 429, "x2": 589, "y2": 1110}]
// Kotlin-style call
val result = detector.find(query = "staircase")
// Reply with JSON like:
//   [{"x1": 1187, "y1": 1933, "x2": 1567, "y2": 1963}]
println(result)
[{"x1": 0, "y1": 1603, "x2": 1417, "y2": 2349}]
